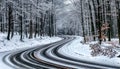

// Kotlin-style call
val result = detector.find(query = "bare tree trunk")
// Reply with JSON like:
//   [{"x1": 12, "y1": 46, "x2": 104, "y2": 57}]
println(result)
[
  {"x1": 7, "y1": 5, "x2": 12, "y2": 40},
  {"x1": 81, "y1": 0, "x2": 86, "y2": 43},
  {"x1": 108, "y1": 24, "x2": 111, "y2": 41},
  {"x1": 116, "y1": 1, "x2": 120, "y2": 44},
  {"x1": 89, "y1": 1, "x2": 95, "y2": 41},
  {"x1": 11, "y1": 13, "x2": 14, "y2": 38},
  {"x1": 118, "y1": 11, "x2": 120, "y2": 44},
  {"x1": 97, "y1": 0, "x2": 102, "y2": 44},
  {"x1": 29, "y1": 20, "x2": 33, "y2": 39},
  {"x1": 40, "y1": 14, "x2": 43, "y2": 36},
  {"x1": 34, "y1": 17, "x2": 38, "y2": 38},
  {"x1": 20, "y1": 16, "x2": 23, "y2": 41}
]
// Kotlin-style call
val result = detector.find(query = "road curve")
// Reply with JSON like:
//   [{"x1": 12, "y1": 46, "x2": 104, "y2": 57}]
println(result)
[{"x1": 3, "y1": 37, "x2": 120, "y2": 69}]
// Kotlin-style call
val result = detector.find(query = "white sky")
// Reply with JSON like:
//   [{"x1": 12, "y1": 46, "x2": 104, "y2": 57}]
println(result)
[{"x1": 64, "y1": 0, "x2": 72, "y2": 4}]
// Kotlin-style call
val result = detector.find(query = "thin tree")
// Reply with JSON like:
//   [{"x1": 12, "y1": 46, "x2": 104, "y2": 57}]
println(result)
[
  {"x1": 11, "y1": 7, "x2": 14, "y2": 38},
  {"x1": 19, "y1": 16, "x2": 23, "y2": 41},
  {"x1": 97, "y1": 0, "x2": 102, "y2": 44},
  {"x1": 29, "y1": 20, "x2": 33, "y2": 39},
  {"x1": 29, "y1": 4, "x2": 33, "y2": 39},
  {"x1": 80, "y1": 0, "x2": 86, "y2": 43},
  {"x1": 116, "y1": 0, "x2": 120, "y2": 44},
  {"x1": 88, "y1": 1, "x2": 95, "y2": 41},
  {"x1": 7, "y1": 4, "x2": 12, "y2": 40}
]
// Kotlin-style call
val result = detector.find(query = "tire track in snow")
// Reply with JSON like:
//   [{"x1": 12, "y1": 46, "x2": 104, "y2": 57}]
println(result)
[{"x1": 3, "y1": 37, "x2": 120, "y2": 69}]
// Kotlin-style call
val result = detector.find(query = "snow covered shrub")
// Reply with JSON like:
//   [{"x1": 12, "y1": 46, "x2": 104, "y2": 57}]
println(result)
[
  {"x1": 102, "y1": 47, "x2": 117, "y2": 58},
  {"x1": 90, "y1": 44, "x2": 117, "y2": 58},
  {"x1": 90, "y1": 44, "x2": 102, "y2": 56}
]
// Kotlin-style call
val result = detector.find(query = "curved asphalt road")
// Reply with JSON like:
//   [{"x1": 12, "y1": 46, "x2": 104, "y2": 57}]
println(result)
[{"x1": 3, "y1": 37, "x2": 120, "y2": 69}]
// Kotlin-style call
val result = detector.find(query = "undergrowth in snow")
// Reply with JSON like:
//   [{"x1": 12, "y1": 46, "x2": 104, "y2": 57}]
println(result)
[
  {"x1": 90, "y1": 43, "x2": 117, "y2": 58},
  {"x1": 0, "y1": 33, "x2": 62, "y2": 52},
  {"x1": 59, "y1": 36, "x2": 120, "y2": 66}
]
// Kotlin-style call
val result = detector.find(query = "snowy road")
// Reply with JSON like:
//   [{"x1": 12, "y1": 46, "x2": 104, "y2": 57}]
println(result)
[{"x1": 1, "y1": 37, "x2": 120, "y2": 69}]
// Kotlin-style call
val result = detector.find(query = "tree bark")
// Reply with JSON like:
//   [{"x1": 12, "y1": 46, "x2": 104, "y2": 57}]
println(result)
[
  {"x1": 29, "y1": 20, "x2": 33, "y2": 39},
  {"x1": 80, "y1": 0, "x2": 86, "y2": 43},
  {"x1": 118, "y1": 9, "x2": 120, "y2": 44},
  {"x1": 20, "y1": 16, "x2": 23, "y2": 41},
  {"x1": 7, "y1": 5, "x2": 12, "y2": 40},
  {"x1": 97, "y1": 0, "x2": 102, "y2": 44}
]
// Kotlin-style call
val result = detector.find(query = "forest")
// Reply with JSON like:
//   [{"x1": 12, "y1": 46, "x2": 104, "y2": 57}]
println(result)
[
  {"x1": 0, "y1": 0, "x2": 120, "y2": 44},
  {"x1": 1, "y1": 0, "x2": 120, "y2": 69},
  {"x1": 0, "y1": 0, "x2": 56, "y2": 41}
]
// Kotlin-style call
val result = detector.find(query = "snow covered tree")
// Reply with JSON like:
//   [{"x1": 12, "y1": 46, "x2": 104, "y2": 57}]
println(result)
[{"x1": 0, "y1": 0, "x2": 57, "y2": 40}]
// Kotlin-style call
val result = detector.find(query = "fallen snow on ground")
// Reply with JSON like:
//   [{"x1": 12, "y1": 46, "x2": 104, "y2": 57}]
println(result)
[
  {"x1": 59, "y1": 36, "x2": 120, "y2": 67},
  {"x1": 0, "y1": 33, "x2": 62, "y2": 69},
  {"x1": 0, "y1": 33, "x2": 62, "y2": 52}
]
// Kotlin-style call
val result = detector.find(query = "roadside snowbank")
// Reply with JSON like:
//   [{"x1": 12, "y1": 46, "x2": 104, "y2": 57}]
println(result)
[
  {"x1": 0, "y1": 33, "x2": 62, "y2": 52},
  {"x1": 59, "y1": 36, "x2": 120, "y2": 67}
]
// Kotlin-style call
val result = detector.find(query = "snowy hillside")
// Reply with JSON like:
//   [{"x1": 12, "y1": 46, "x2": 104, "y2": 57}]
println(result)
[
  {"x1": 0, "y1": 33, "x2": 62, "y2": 52},
  {"x1": 59, "y1": 36, "x2": 120, "y2": 67}
]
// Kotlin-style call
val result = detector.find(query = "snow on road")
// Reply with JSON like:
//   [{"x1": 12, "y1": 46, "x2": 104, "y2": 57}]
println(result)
[{"x1": 59, "y1": 36, "x2": 120, "y2": 67}]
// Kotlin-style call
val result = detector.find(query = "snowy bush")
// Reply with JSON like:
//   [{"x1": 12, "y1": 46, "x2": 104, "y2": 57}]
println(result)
[
  {"x1": 90, "y1": 44, "x2": 102, "y2": 56},
  {"x1": 90, "y1": 43, "x2": 117, "y2": 58}
]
